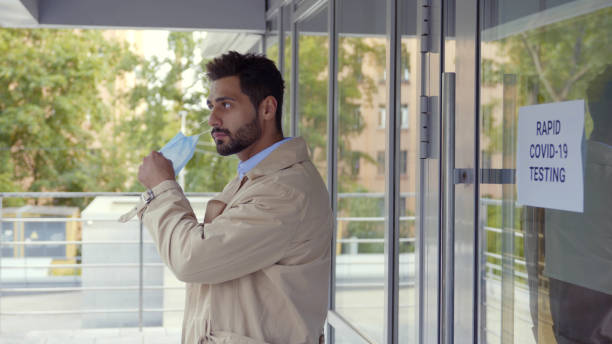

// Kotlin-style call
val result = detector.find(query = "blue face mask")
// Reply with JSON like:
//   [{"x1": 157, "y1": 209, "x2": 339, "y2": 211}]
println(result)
[{"x1": 159, "y1": 132, "x2": 200, "y2": 176}]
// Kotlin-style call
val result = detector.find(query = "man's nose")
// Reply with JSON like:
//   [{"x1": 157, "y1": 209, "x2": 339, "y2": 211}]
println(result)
[{"x1": 208, "y1": 108, "x2": 221, "y2": 128}]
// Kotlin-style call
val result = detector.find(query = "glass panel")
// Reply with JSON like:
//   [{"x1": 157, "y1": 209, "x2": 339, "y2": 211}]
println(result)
[
  {"x1": 479, "y1": 1, "x2": 611, "y2": 343},
  {"x1": 265, "y1": 17, "x2": 280, "y2": 66},
  {"x1": 399, "y1": 0, "x2": 419, "y2": 342},
  {"x1": 334, "y1": 328, "x2": 367, "y2": 344},
  {"x1": 297, "y1": 6, "x2": 329, "y2": 183},
  {"x1": 334, "y1": 0, "x2": 388, "y2": 342},
  {"x1": 0, "y1": 28, "x2": 214, "y2": 340},
  {"x1": 283, "y1": 5, "x2": 292, "y2": 135}
]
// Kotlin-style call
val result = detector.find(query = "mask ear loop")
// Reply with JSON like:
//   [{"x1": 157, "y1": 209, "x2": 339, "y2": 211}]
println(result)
[{"x1": 194, "y1": 117, "x2": 211, "y2": 137}]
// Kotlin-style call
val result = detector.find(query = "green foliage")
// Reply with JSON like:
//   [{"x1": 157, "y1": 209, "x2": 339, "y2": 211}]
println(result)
[
  {"x1": 293, "y1": 34, "x2": 391, "y2": 248},
  {"x1": 482, "y1": 8, "x2": 612, "y2": 156},
  {"x1": 483, "y1": 201, "x2": 526, "y2": 279},
  {"x1": 0, "y1": 29, "x2": 240, "y2": 209},
  {"x1": 283, "y1": 35, "x2": 292, "y2": 135},
  {"x1": 0, "y1": 29, "x2": 138, "y2": 207},
  {"x1": 289, "y1": 33, "x2": 386, "y2": 192},
  {"x1": 297, "y1": 35, "x2": 329, "y2": 168},
  {"x1": 337, "y1": 37, "x2": 383, "y2": 191},
  {"x1": 340, "y1": 191, "x2": 384, "y2": 254},
  {"x1": 122, "y1": 32, "x2": 235, "y2": 193},
  {"x1": 479, "y1": 9, "x2": 611, "y2": 283},
  {"x1": 335, "y1": 38, "x2": 390, "y2": 246},
  {"x1": 0, "y1": 26, "x2": 389, "y2": 218},
  {"x1": 500, "y1": 8, "x2": 611, "y2": 104}
]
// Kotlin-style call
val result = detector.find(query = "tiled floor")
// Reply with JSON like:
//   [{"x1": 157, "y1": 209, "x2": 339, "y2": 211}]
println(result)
[{"x1": 0, "y1": 327, "x2": 181, "y2": 344}]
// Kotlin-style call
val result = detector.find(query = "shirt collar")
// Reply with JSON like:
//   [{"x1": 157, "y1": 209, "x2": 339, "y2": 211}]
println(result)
[{"x1": 237, "y1": 137, "x2": 293, "y2": 179}]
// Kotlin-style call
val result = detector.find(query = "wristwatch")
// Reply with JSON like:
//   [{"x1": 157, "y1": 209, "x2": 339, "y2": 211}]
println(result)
[{"x1": 141, "y1": 189, "x2": 155, "y2": 204}]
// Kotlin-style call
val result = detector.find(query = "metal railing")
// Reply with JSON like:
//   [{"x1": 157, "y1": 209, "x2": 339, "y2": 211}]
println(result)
[
  {"x1": 0, "y1": 192, "x2": 526, "y2": 333},
  {"x1": 0, "y1": 191, "x2": 214, "y2": 333}
]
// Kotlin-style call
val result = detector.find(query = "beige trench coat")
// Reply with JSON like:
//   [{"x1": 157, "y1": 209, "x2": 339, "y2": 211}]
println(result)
[{"x1": 135, "y1": 137, "x2": 332, "y2": 343}]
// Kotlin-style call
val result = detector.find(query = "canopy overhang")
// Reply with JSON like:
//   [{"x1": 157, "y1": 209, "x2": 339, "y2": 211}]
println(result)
[{"x1": 0, "y1": 0, "x2": 266, "y2": 32}]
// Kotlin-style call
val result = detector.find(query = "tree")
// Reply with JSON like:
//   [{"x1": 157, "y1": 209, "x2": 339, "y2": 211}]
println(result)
[
  {"x1": 502, "y1": 8, "x2": 611, "y2": 104},
  {"x1": 287, "y1": 34, "x2": 388, "y2": 251},
  {"x1": 479, "y1": 7, "x2": 611, "y2": 265},
  {"x1": 481, "y1": 7, "x2": 612, "y2": 158},
  {"x1": 0, "y1": 28, "x2": 138, "y2": 207},
  {"x1": 276, "y1": 34, "x2": 383, "y2": 189},
  {"x1": 122, "y1": 32, "x2": 236, "y2": 193}
]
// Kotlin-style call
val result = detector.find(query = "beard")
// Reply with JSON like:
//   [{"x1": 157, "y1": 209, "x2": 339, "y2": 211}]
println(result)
[{"x1": 213, "y1": 115, "x2": 261, "y2": 156}]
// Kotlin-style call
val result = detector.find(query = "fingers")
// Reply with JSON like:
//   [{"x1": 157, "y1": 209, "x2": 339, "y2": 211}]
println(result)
[
  {"x1": 148, "y1": 151, "x2": 171, "y2": 162},
  {"x1": 143, "y1": 151, "x2": 159, "y2": 160}
]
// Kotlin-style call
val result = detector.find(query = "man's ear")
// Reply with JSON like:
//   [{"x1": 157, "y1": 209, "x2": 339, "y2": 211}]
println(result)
[{"x1": 259, "y1": 96, "x2": 278, "y2": 121}]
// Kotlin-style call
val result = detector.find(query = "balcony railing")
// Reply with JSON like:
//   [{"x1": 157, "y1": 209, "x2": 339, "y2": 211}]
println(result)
[{"x1": 0, "y1": 192, "x2": 525, "y2": 336}]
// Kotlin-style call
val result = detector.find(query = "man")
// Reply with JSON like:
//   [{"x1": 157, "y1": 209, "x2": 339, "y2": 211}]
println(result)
[
  {"x1": 132, "y1": 51, "x2": 332, "y2": 343},
  {"x1": 543, "y1": 66, "x2": 612, "y2": 343},
  {"x1": 524, "y1": 66, "x2": 612, "y2": 343}
]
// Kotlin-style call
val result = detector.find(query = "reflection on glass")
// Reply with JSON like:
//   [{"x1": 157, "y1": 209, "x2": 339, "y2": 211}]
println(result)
[
  {"x1": 479, "y1": 3, "x2": 611, "y2": 343},
  {"x1": 297, "y1": 7, "x2": 329, "y2": 183},
  {"x1": 265, "y1": 11, "x2": 289, "y2": 136},
  {"x1": 334, "y1": 0, "x2": 387, "y2": 342},
  {"x1": 398, "y1": 0, "x2": 419, "y2": 342},
  {"x1": 266, "y1": 16, "x2": 283, "y2": 137},
  {"x1": 265, "y1": 17, "x2": 279, "y2": 66},
  {"x1": 283, "y1": 5, "x2": 292, "y2": 136},
  {"x1": 0, "y1": 28, "x2": 215, "y2": 335}
]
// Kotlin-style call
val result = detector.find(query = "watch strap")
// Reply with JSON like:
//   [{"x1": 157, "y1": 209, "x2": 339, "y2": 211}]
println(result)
[{"x1": 142, "y1": 189, "x2": 155, "y2": 204}]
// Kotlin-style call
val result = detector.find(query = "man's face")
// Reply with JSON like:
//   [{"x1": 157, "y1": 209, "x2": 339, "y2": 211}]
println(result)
[{"x1": 207, "y1": 76, "x2": 261, "y2": 156}]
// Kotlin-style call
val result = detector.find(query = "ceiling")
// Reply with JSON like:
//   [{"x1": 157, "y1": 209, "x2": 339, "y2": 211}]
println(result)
[{"x1": 0, "y1": 0, "x2": 265, "y2": 32}]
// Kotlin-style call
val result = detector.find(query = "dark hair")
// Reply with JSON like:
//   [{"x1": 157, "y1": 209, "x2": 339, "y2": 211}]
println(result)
[{"x1": 206, "y1": 51, "x2": 285, "y2": 133}]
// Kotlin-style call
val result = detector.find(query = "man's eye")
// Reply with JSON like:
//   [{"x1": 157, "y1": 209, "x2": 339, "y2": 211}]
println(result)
[{"x1": 222, "y1": 103, "x2": 231, "y2": 109}]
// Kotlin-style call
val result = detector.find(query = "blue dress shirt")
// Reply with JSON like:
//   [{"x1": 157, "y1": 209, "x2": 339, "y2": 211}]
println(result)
[{"x1": 237, "y1": 137, "x2": 293, "y2": 179}]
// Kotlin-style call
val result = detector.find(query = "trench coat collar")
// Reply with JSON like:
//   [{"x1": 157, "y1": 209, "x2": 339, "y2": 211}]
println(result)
[{"x1": 245, "y1": 136, "x2": 310, "y2": 180}]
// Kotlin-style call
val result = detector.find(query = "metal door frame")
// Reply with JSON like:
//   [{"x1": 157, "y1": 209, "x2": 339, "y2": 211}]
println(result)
[
  {"x1": 438, "y1": 0, "x2": 480, "y2": 343},
  {"x1": 262, "y1": 0, "x2": 468, "y2": 343}
]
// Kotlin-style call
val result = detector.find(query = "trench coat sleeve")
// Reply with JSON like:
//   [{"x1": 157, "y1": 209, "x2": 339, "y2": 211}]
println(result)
[{"x1": 140, "y1": 179, "x2": 307, "y2": 285}]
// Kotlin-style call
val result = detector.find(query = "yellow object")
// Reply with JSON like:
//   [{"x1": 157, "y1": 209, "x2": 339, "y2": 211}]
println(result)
[{"x1": 49, "y1": 258, "x2": 81, "y2": 276}]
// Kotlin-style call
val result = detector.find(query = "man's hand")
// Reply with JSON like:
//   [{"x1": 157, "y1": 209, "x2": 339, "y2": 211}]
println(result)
[
  {"x1": 138, "y1": 151, "x2": 175, "y2": 189},
  {"x1": 204, "y1": 200, "x2": 227, "y2": 224}
]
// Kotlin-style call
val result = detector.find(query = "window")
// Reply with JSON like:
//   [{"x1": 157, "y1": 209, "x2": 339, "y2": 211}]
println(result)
[
  {"x1": 378, "y1": 106, "x2": 386, "y2": 128},
  {"x1": 399, "y1": 196, "x2": 407, "y2": 217},
  {"x1": 351, "y1": 155, "x2": 361, "y2": 176},
  {"x1": 400, "y1": 150, "x2": 407, "y2": 175},
  {"x1": 378, "y1": 151, "x2": 405, "y2": 175},
  {"x1": 401, "y1": 105, "x2": 409, "y2": 129},
  {"x1": 336, "y1": 0, "x2": 389, "y2": 340},
  {"x1": 377, "y1": 151, "x2": 385, "y2": 175},
  {"x1": 403, "y1": 67, "x2": 410, "y2": 82},
  {"x1": 353, "y1": 107, "x2": 363, "y2": 130},
  {"x1": 401, "y1": 50, "x2": 410, "y2": 82},
  {"x1": 297, "y1": 7, "x2": 329, "y2": 183}
]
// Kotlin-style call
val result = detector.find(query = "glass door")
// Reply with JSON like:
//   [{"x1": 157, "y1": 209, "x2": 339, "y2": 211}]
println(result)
[
  {"x1": 440, "y1": 0, "x2": 480, "y2": 342},
  {"x1": 478, "y1": 1, "x2": 612, "y2": 343},
  {"x1": 333, "y1": 0, "x2": 388, "y2": 341}
]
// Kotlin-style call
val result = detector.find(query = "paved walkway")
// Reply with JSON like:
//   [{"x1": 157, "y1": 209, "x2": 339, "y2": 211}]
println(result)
[{"x1": 0, "y1": 327, "x2": 181, "y2": 344}]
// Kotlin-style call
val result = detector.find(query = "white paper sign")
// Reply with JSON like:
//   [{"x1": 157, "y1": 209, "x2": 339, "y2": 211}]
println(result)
[{"x1": 516, "y1": 100, "x2": 584, "y2": 212}]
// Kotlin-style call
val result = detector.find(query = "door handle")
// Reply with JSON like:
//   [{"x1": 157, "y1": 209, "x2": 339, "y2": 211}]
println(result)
[
  {"x1": 441, "y1": 72, "x2": 456, "y2": 344},
  {"x1": 453, "y1": 168, "x2": 516, "y2": 184}
]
